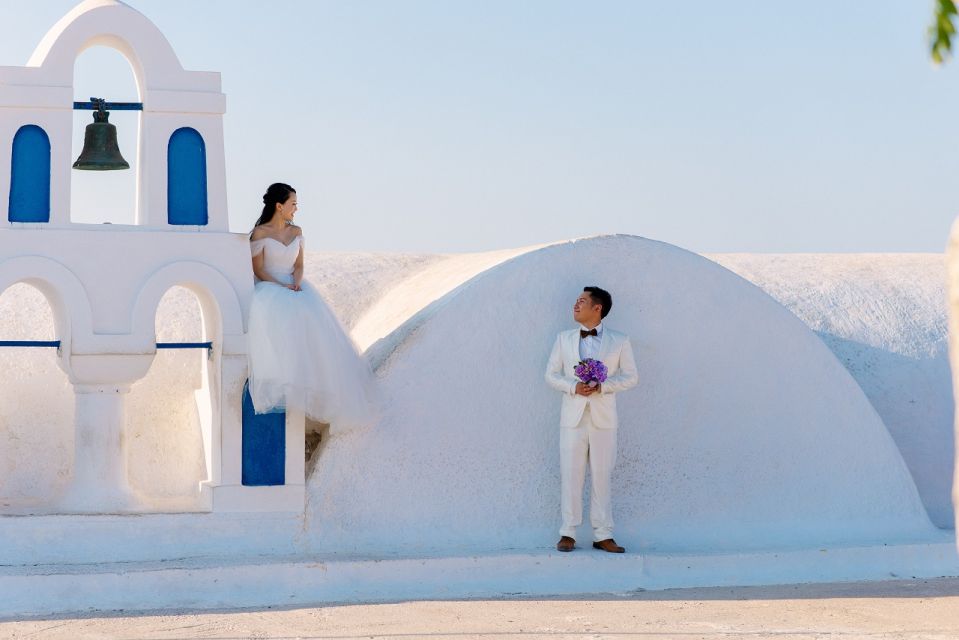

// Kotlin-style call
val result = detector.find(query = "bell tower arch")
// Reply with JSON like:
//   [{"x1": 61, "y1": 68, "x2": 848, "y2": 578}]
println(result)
[{"x1": 0, "y1": 0, "x2": 228, "y2": 230}]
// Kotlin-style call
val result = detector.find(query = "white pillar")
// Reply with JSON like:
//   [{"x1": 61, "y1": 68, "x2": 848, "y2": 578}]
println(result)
[
  {"x1": 56, "y1": 354, "x2": 154, "y2": 513},
  {"x1": 58, "y1": 383, "x2": 143, "y2": 512}
]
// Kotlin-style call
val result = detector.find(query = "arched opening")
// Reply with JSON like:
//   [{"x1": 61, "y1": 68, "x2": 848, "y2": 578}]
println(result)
[
  {"x1": 168, "y1": 127, "x2": 208, "y2": 225},
  {"x1": 70, "y1": 46, "x2": 140, "y2": 225},
  {"x1": 127, "y1": 286, "x2": 209, "y2": 510},
  {"x1": 0, "y1": 283, "x2": 73, "y2": 512},
  {"x1": 8, "y1": 125, "x2": 51, "y2": 223}
]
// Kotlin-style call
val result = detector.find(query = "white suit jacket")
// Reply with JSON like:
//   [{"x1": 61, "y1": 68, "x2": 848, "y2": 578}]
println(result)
[{"x1": 545, "y1": 327, "x2": 639, "y2": 429}]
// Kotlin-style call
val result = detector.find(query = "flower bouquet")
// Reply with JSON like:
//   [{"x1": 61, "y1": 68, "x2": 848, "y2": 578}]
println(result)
[{"x1": 574, "y1": 358, "x2": 608, "y2": 389}]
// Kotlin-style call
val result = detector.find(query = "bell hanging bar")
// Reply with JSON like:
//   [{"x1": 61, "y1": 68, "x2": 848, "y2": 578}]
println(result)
[
  {"x1": 73, "y1": 100, "x2": 143, "y2": 111},
  {"x1": 72, "y1": 97, "x2": 139, "y2": 171}
]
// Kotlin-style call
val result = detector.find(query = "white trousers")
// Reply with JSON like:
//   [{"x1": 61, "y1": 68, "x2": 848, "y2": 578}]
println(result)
[{"x1": 559, "y1": 406, "x2": 617, "y2": 541}]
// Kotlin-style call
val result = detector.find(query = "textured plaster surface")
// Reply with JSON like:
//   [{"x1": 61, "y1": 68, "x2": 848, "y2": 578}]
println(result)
[
  {"x1": 0, "y1": 242, "x2": 950, "y2": 535},
  {"x1": 126, "y1": 287, "x2": 207, "y2": 509},
  {"x1": 0, "y1": 285, "x2": 209, "y2": 510},
  {"x1": 710, "y1": 253, "x2": 953, "y2": 528},
  {"x1": 303, "y1": 250, "x2": 442, "y2": 331},
  {"x1": 306, "y1": 236, "x2": 935, "y2": 554},
  {"x1": 0, "y1": 284, "x2": 72, "y2": 508}
]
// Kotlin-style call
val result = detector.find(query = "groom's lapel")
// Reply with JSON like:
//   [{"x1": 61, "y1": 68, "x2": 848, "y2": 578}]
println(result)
[
  {"x1": 597, "y1": 327, "x2": 611, "y2": 362},
  {"x1": 566, "y1": 329, "x2": 580, "y2": 365}
]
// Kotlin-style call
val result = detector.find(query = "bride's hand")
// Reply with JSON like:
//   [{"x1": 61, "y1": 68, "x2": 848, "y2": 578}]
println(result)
[{"x1": 286, "y1": 283, "x2": 302, "y2": 292}]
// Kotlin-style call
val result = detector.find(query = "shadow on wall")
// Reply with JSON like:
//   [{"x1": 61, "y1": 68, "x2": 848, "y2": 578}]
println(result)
[{"x1": 818, "y1": 332, "x2": 955, "y2": 529}]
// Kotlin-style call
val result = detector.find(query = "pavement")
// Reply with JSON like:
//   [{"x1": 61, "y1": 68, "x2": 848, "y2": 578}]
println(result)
[{"x1": 3, "y1": 577, "x2": 959, "y2": 639}]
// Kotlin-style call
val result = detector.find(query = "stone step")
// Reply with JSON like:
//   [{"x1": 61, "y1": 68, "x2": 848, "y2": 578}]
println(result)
[{"x1": 2, "y1": 539, "x2": 957, "y2": 619}]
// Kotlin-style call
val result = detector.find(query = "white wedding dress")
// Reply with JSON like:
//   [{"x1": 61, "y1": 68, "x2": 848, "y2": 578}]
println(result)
[{"x1": 247, "y1": 235, "x2": 377, "y2": 433}]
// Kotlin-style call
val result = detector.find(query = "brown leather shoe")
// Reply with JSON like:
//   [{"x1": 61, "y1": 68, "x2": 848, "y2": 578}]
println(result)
[
  {"x1": 556, "y1": 536, "x2": 575, "y2": 552},
  {"x1": 592, "y1": 538, "x2": 625, "y2": 553}
]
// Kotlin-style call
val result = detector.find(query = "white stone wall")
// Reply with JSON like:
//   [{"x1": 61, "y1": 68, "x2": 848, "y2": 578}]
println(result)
[
  {"x1": 0, "y1": 284, "x2": 72, "y2": 510},
  {"x1": 0, "y1": 239, "x2": 948, "y2": 548}
]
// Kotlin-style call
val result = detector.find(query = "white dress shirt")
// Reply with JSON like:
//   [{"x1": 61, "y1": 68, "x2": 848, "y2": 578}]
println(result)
[{"x1": 579, "y1": 323, "x2": 603, "y2": 361}]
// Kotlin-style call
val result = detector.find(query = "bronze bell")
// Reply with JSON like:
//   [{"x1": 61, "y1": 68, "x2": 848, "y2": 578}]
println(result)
[{"x1": 72, "y1": 100, "x2": 130, "y2": 171}]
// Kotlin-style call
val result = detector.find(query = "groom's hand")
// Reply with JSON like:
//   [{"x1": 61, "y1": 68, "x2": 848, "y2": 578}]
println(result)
[{"x1": 575, "y1": 383, "x2": 596, "y2": 396}]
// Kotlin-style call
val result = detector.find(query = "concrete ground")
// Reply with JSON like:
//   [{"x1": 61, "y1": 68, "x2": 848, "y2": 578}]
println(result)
[{"x1": 3, "y1": 577, "x2": 959, "y2": 639}]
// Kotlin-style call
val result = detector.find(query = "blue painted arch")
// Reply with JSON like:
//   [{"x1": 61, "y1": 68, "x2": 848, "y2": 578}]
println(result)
[
  {"x1": 167, "y1": 127, "x2": 208, "y2": 225},
  {"x1": 8, "y1": 125, "x2": 51, "y2": 223}
]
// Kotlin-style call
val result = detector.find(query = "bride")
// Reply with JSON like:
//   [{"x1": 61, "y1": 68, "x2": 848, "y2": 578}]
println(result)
[{"x1": 247, "y1": 182, "x2": 377, "y2": 433}]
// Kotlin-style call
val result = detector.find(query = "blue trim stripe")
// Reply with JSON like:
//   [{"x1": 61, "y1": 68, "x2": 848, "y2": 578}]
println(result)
[
  {"x1": 0, "y1": 341, "x2": 213, "y2": 350},
  {"x1": 0, "y1": 340, "x2": 59, "y2": 348},
  {"x1": 155, "y1": 342, "x2": 213, "y2": 350}
]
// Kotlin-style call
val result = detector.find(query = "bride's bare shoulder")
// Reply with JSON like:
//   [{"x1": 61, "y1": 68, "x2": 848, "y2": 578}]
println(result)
[
  {"x1": 290, "y1": 224, "x2": 303, "y2": 236},
  {"x1": 250, "y1": 225, "x2": 271, "y2": 241}
]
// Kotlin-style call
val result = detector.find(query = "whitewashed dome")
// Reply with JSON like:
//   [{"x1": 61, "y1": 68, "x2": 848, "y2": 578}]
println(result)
[{"x1": 305, "y1": 235, "x2": 935, "y2": 554}]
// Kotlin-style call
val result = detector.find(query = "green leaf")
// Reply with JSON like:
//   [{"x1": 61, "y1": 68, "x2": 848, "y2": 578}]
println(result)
[{"x1": 931, "y1": 0, "x2": 959, "y2": 65}]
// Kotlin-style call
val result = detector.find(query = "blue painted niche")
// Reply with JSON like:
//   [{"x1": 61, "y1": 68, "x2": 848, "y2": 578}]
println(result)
[
  {"x1": 167, "y1": 127, "x2": 208, "y2": 225},
  {"x1": 241, "y1": 380, "x2": 286, "y2": 486},
  {"x1": 8, "y1": 125, "x2": 51, "y2": 223}
]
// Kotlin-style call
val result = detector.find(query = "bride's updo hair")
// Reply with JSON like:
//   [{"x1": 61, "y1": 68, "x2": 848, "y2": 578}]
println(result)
[{"x1": 252, "y1": 182, "x2": 296, "y2": 230}]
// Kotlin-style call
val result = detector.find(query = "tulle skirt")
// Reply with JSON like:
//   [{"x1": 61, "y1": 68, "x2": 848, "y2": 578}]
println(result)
[{"x1": 247, "y1": 277, "x2": 378, "y2": 434}]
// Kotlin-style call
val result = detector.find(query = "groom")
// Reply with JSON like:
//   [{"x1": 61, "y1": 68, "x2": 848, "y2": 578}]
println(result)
[{"x1": 545, "y1": 286, "x2": 638, "y2": 553}]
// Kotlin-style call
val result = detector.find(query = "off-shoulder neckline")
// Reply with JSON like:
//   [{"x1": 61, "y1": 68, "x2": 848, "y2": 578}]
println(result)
[{"x1": 251, "y1": 235, "x2": 301, "y2": 248}]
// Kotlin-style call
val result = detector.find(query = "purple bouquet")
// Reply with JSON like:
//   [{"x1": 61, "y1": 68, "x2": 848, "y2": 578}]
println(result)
[{"x1": 574, "y1": 358, "x2": 608, "y2": 388}]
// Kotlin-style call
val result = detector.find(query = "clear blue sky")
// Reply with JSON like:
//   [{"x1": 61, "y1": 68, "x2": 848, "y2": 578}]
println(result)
[{"x1": 2, "y1": 1, "x2": 959, "y2": 253}]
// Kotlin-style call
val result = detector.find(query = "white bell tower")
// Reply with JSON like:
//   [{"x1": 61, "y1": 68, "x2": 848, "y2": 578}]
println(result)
[{"x1": 0, "y1": 0, "x2": 305, "y2": 514}]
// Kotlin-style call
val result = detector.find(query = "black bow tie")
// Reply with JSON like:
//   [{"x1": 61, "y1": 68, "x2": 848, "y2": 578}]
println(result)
[{"x1": 580, "y1": 328, "x2": 598, "y2": 339}]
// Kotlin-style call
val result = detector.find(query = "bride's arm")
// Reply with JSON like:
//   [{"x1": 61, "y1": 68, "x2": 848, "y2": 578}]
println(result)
[
  {"x1": 292, "y1": 233, "x2": 304, "y2": 291},
  {"x1": 249, "y1": 230, "x2": 288, "y2": 287},
  {"x1": 251, "y1": 249, "x2": 285, "y2": 286}
]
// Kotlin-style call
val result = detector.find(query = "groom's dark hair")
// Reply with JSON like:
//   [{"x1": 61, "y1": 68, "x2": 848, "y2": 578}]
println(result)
[{"x1": 583, "y1": 286, "x2": 612, "y2": 319}]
